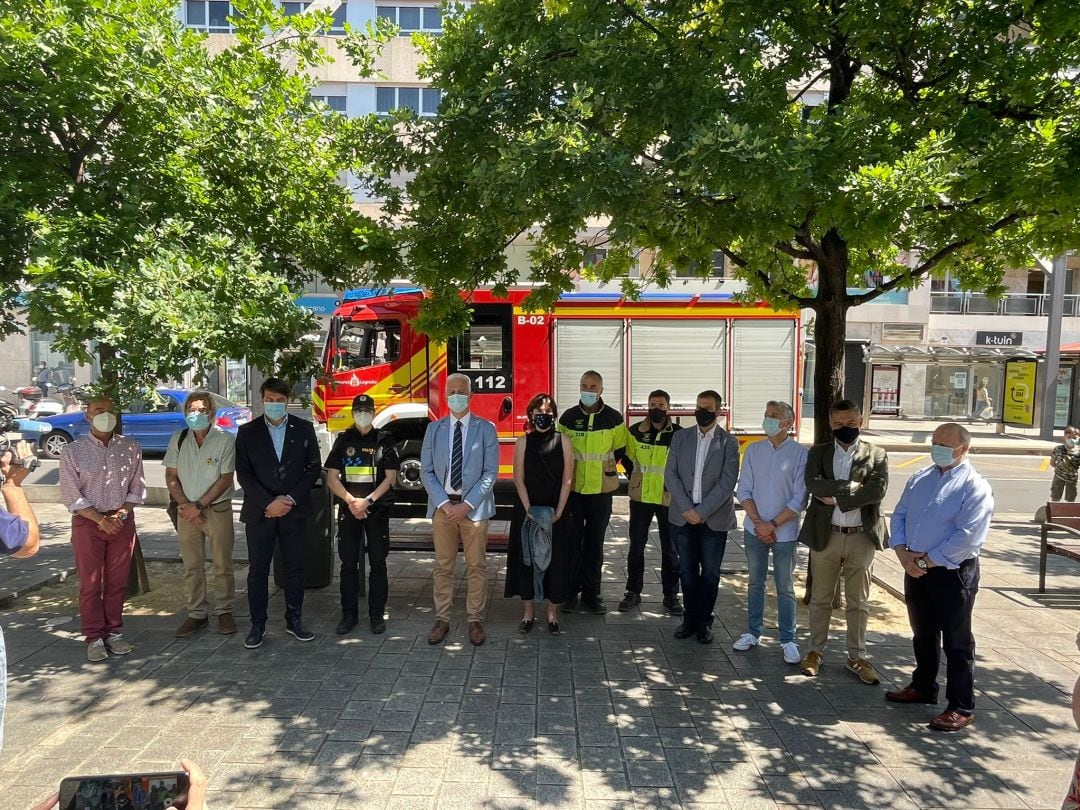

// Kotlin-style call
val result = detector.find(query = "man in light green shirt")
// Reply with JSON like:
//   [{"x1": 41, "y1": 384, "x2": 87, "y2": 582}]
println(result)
[{"x1": 165, "y1": 392, "x2": 237, "y2": 637}]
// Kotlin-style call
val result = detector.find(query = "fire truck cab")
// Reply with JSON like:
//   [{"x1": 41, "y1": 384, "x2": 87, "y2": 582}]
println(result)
[{"x1": 313, "y1": 288, "x2": 801, "y2": 493}]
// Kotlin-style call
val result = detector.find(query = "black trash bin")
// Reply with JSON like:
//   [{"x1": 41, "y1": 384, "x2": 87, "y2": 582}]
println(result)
[{"x1": 273, "y1": 470, "x2": 336, "y2": 589}]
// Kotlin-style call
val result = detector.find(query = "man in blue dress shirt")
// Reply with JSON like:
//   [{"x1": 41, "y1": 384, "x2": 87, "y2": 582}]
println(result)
[{"x1": 886, "y1": 422, "x2": 994, "y2": 732}]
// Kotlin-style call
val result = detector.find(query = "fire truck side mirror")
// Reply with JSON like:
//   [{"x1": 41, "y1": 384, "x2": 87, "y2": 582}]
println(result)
[{"x1": 499, "y1": 396, "x2": 513, "y2": 419}]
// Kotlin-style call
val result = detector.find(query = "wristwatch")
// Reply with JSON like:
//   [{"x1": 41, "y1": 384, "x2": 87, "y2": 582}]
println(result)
[{"x1": 916, "y1": 557, "x2": 929, "y2": 570}]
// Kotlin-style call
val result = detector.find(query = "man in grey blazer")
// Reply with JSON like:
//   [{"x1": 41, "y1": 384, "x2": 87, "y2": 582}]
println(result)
[
  {"x1": 665, "y1": 390, "x2": 740, "y2": 644},
  {"x1": 421, "y1": 373, "x2": 499, "y2": 646},
  {"x1": 797, "y1": 399, "x2": 889, "y2": 685}
]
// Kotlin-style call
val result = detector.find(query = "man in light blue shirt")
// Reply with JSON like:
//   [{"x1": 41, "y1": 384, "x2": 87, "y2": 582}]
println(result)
[
  {"x1": 733, "y1": 401, "x2": 808, "y2": 664},
  {"x1": 886, "y1": 422, "x2": 994, "y2": 733}
]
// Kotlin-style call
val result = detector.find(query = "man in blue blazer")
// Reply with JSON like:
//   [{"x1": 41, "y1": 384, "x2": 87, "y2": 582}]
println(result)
[
  {"x1": 235, "y1": 377, "x2": 322, "y2": 650},
  {"x1": 665, "y1": 390, "x2": 740, "y2": 644},
  {"x1": 420, "y1": 373, "x2": 499, "y2": 646}
]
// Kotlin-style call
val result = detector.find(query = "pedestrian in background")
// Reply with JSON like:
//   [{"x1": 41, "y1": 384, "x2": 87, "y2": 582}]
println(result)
[
  {"x1": 618, "y1": 389, "x2": 683, "y2": 616},
  {"x1": 420, "y1": 373, "x2": 499, "y2": 646},
  {"x1": 325, "y1": 394, "x2": 398, "y2": 635},
  {"x1": 558, "y1": 370, "x2": 628, "y2": 615},
  {"x1": 733, "y1": 400, "x2": 808, "y2": 664},
  {"x1": 1050, "y1": 425, "x2": 1080, "y2": 503},
  {"x1": 235, "y1": 377, "x2": 322, "y2": 649},
  {"x1": 798, "y1": 399, "x2": 889, "y2": 686},
  {"x1": 59, "y1": 397, "x2": 146, "y2": 662},
  {"x1": 505, "y1": 393, "x2": 574, "y2": 635},
  {"x1": 164, "y1": 391, "x2": 237, "y2": 638},
  {"x1": 887, "y1": 422, "x2": 994, "y2": 732},
  {"x1": 34, "y1": 361, "x2": 51, "y2": 397},
  {"x1": 664, "y1": 390, "x2": 740, "y2": 644}
]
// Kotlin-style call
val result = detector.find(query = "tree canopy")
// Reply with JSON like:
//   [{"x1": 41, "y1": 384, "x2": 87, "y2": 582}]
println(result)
[
  {"x1": 0, "y1": 0, "x2": 399, "y2": 400},
  {"x1": 398, "y1": 0, "x2": 1080, "y2": 438}
]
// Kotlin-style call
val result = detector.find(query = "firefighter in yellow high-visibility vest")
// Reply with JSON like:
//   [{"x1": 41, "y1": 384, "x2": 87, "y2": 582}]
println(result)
[
  {"x1": 618, "y1": 389, "x2": 684, "y2": 615},
  {"x1": 557, "y1": 370, "x2": 629, "y2": 614}
]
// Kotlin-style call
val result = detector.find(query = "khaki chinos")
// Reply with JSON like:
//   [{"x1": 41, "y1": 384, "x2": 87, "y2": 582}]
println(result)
[{"x1": 432, "y1": 509, "x2": 489, "y2": 623}]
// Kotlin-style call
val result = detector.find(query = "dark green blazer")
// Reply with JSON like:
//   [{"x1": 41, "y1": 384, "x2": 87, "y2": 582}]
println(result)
[{"x1": 797, "y1": 439, "x2": 889, "y2": 551}]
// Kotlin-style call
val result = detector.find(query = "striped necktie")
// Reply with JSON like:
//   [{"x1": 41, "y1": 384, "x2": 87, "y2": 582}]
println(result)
[{"x1": 451, "y1": 420, "x2": 463, "y2": 491}]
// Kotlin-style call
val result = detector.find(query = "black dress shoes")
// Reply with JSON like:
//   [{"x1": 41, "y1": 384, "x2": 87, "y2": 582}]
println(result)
[
  {"x1": 370, "y1": 617, "x2": 387, "y2": 634},
  {"x1": 674, "y1": 623, "x2": 697, "y2": 639},
  {"x1": 697, "y1": 626, "x2": 714, "y2": 644},
  {"x1": 336, "y1": 615, "x2": 358, "y2": 635}
]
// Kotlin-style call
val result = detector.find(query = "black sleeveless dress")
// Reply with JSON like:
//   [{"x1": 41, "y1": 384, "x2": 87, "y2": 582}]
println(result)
[{"x1": 504, "y1": 430, "x2": 574, "y2": 602}]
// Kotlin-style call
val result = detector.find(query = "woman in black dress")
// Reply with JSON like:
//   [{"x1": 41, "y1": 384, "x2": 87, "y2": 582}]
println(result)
[{"x1": 505, "y1": 393, "x2": 574, "y2": 634}]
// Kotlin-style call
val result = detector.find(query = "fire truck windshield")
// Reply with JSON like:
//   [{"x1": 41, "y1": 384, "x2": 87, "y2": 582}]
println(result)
[{"x1": 335, "y1": 320, "x2": 401, "y2": 371}]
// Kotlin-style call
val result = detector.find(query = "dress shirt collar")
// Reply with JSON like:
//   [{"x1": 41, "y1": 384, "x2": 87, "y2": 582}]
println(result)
[
  {"x1": 451, "y1": 412, "x2": 472, "y2": 431},
  {"x1": 697, "y1": 423, "x2": 717, "y2": 440},
  {"x1": 835, "y1": 439, "x2": 858, "y2": 458},
  {"x1": 88, "y1": 431, "x2": 116, "y2": 448},
  {"x1": 935, "y1": 459, "x2": 970, "y2": 478}
]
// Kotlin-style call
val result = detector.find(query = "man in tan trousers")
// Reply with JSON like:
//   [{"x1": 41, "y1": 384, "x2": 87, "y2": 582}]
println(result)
[
  {"x1": 420, "y1": 374, "x2": 499, "y2": 646},
  {"x1": 797, "y1": 399, "x2": 889, "y2": 686},
  {"x1": 165, "y1": 391, "x2": 237, "y2": 637}
]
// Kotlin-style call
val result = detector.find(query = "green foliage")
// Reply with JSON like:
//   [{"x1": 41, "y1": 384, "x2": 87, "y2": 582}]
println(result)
[{"x1": 0, "y1": 0, "x2": 394, "y2": 401}]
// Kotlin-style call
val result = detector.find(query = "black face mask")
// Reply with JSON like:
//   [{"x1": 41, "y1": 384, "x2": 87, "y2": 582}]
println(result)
[
  {"x1": 833, "y1": 425, "x2": 860, "y2": 444},
  {"x1": 531, "y1": 413, "x2": 554, "y2": 431},
  {"x1": 695, "y1": 408, "x2": 716, "y2": 428},
  {"x1": 648, "y1": 407, "x2": 667, "y2": 424}
]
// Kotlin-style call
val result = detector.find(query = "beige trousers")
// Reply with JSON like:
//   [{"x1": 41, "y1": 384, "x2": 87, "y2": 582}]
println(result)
[
  {"x1": 432, "y1": 509, "x2": 489, "y2": 623},
  {"x1": 808, "y1": 531, "x2": 876, "y2": 659},
  {"x1": 177, "y1": 501, "x2": 236, "y2": 618}
]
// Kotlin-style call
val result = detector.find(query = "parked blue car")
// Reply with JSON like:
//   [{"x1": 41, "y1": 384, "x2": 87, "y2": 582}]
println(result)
[{"x1": 37, "y1": 389, "x2": 253, "y2": 458}]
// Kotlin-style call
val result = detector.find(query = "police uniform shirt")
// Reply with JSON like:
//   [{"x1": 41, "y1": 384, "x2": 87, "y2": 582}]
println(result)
[{"x1": 325, "y1": 427, "x2": 399, "y2": 504}]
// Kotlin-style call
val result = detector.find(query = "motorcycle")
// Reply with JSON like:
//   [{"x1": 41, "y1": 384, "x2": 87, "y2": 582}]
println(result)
[{"x1": 12, "y1": 383, "x2": 65, "y2": 418}]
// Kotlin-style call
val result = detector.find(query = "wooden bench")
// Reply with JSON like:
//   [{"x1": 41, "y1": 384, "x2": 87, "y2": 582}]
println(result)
[{"x1": 1039, "y1": 502, "x2": 1080, "y2": 592}]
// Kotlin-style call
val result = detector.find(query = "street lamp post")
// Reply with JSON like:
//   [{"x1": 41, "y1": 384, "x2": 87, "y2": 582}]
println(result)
[{"x1": 1040, "y1": 253, "x2": 1067, "y2": 440}]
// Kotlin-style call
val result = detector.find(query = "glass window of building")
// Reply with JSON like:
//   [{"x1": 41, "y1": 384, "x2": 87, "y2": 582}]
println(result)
[
  {"x1": 375, "y1": 5, "x2": 442, "y2": 33},
  {"x1": 184, "y1": 1, "x2": 236, "y2": 32},
  {"x1": 282, "y1": 0, "x2": 346, "y2": 33},
  {"x1": 310, "y1": 94, "x2": 347, "y2": 113},
  {"x1": 376, "y1": 86, "x2": 441, "y2": 117}
]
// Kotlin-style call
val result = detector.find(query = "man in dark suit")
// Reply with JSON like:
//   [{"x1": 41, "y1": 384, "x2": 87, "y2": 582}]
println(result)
[
  {"x1": 235, "y1": 377, "x2": 322, "y2": 649},
  {"x1": 797, "y1": 399, "x2": 889, "y2": 685},
  {"x1": 664, "y1": 389, "x2": 740, "y2": 644}
]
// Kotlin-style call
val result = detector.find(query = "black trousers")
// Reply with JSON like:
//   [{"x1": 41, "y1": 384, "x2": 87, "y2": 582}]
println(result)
[
  {"x1": 905, "y1": 557, "x2": 980, "y2": 714},
  {"x1": 338, "y1": 507, "x2": 390, "y2": 620},
  {"x1": 568, "y1": 491, "x2": 613, "y2": 601},
  {"x1": 245, "y1": 513, "x2": 306, "y2": 626},
  {"x1": 626, "y1": 501, "x2": 680, "y2": 598}
]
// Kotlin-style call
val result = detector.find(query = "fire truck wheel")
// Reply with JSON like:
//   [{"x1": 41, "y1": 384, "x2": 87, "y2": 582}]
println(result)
[{"x1": 396, "y1": 456, "x2": 424, "y2": 491}]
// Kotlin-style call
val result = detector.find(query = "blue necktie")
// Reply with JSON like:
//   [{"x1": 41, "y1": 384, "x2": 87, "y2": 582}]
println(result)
[{"x1": 451, "y1": 421, "x2": 463, "y2": 491}]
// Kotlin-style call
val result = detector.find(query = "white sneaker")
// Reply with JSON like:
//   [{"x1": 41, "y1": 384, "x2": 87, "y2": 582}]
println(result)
[
  {"x1": 87, "y1": 639, "x2": 107, "y2": 663},
  {"x1": 781, "y1": 642, "x2": 801, "y2": 664},
  {"x1": 732, "y1": 633, "x2": 759, "y2": 651}
]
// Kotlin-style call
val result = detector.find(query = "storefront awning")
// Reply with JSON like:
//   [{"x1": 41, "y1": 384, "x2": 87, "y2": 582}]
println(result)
[{"x1": 859, "y1": 344, "x2": 1039, "y2": 364}]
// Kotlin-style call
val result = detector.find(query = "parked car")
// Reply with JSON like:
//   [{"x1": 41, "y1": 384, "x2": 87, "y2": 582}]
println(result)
[{"x1": 37, "y1": 389, "x2": 252, "y2": 458}]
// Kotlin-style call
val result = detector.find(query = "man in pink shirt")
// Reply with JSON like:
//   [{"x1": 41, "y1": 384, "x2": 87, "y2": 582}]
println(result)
[{"x1": 59, "y1": 396, "x2": 146, "y2": 662}]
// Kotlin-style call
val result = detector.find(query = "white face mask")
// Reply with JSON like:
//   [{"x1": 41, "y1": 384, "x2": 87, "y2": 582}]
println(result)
[
  {"x1": 354, "y1": 412, "x2": 374, "y2": 430},
  {"x1": 91, "y1": 412, "x2": 117, "y2": 433}
]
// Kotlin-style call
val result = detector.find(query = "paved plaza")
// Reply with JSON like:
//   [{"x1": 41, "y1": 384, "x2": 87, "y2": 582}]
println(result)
[{"x1": 0, "y1": 505, "x2": 1078, "y2": 809}]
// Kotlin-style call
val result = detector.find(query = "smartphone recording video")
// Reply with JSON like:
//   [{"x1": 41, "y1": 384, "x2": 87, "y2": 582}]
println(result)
[{"x1": 58, "y1": 770, "x2": 190, "y2": 810}]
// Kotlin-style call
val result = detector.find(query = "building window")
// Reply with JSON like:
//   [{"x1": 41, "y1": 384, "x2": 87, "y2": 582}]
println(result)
[
  {"x1": 582, "y1": 248, "x2": 608, "y2": 268},
  {"x1": 375, "y1": 5, "x2": 441, "y2": 34},
  {"x1": 185, "y1": 1, "x2": 238, "y2": 32},
  {"x1": 283, "y1": 0, "x2": 347, "y2": 34},
  {"x1": 674, "y1": 252, "x2": 727, "y2": 278},
  {"x1": 376, "y1": 86, "x2": 441, "y2": 117},
  {"x1": 310, "y1": 94, "x2": 347, "y2": 113}
]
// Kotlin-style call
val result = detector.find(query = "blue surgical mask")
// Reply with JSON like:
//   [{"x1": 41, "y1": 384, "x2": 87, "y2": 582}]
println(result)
[
  {"x1": 931, "y1": 444, "x2": 957, "y2": 468},
  {"x1": 762, "y1": 417, "x2": 782, "y2": 436},
  {"x1": 579, "y1": 391, "x2": 599, "y2": 407},
  {"x1": 263, "y1": 402, "x2": 287, "y2": 420},
  {"x1": 185, "y1": 412, "x2": 211, "y2": 430},
  {"x1": 447, "y1": 393, "x2": 470, "y2": 413}
]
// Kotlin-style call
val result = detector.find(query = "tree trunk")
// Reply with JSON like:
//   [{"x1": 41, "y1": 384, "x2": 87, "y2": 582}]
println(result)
[{"x1": 811, "y1": 230, "x2": 850, "y2": 444}]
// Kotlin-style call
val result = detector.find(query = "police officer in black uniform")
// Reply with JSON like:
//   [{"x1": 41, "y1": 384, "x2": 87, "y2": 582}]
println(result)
[{"x1": 325, "y1": 394, "x2": 399, "y2": 634}]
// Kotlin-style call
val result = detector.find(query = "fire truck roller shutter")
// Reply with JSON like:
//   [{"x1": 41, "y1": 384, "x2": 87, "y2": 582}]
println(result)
[
  {"x1": 730, "y1": 320, "x2": 796, "y2": 430},
  {"x1": 629, "y1": 320, "x2": 728, "y2": 410},
  {"x1": 555, "y1": 320, "x2": 625, "y2": 413}
]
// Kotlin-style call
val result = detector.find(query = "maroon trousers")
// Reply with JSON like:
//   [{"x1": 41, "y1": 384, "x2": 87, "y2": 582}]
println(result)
[{"x1": 71, "y1": 515, "x2": 136, "y2": 643}]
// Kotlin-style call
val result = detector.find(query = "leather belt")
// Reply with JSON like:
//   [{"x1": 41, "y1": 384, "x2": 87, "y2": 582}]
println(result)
[
  {"x1": 447, "y1": 494, "x2": 463, "y2": 503},
  {"x1": 830, "y1": 524, "x2": 864, "y2": 535}
]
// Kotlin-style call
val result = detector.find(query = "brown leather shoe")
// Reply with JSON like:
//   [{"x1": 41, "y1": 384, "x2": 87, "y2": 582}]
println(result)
[
  {"x1": 428, "y1": 620, "x2": 450, "y2": 645},
  {"x1": 468, "y1": 621, "x2": 486, "y2": 646},
  {"x1": 176, "y1": 616, "x2": 209, "y2": 638},
  {"x1": 218, "y1": 614, "x2": 237, "y2": 635},
  {"x1": 929, "y1": 709, "x2": 974, "y2": 732},
  {"x1": 885, "y1": 686, "x2": 938, "y2": 704}
]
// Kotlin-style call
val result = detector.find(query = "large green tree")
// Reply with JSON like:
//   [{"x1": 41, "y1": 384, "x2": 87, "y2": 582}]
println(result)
[
  {"x1": 0, "y1": 0, "x2": 399, "y2": 399},
  {"x1": 397, "y1": 0, "x2": 1080, "y2": 440}
]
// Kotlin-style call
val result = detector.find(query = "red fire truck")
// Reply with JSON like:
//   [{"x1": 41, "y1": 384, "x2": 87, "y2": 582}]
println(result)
[{"x1": 312, "y1": 287, "x2": 801, "y2": 492}]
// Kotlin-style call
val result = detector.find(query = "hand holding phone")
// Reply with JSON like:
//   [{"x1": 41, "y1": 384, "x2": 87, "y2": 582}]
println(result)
[{"x1": 53, "y1": 760, "x2": 206, "y2": 810}]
